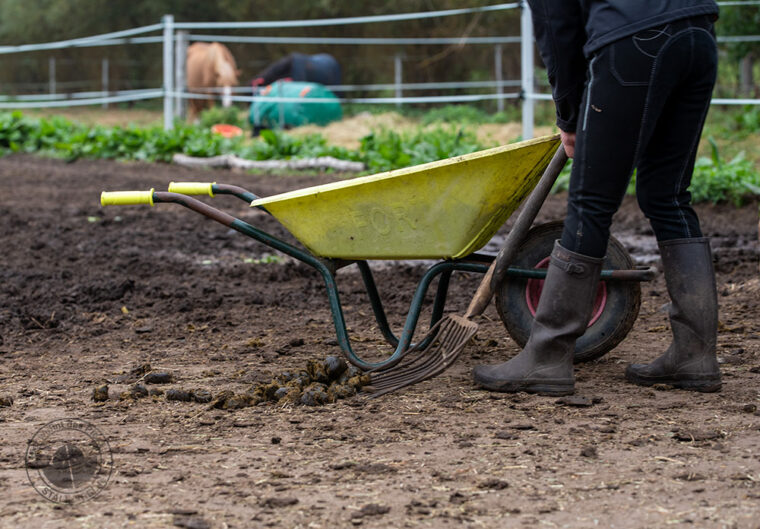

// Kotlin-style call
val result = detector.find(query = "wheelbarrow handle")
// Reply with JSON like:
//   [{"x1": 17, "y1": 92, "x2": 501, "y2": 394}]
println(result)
[
  {"x1": 100, "y1": 189, "x2": 155, "y2": 207},
  {"x1": 168, "y1": 182, "x2": 260, "y2": 204},
  {"x1": 168, "y1": 181, "x2": 215, "y2": 196}
]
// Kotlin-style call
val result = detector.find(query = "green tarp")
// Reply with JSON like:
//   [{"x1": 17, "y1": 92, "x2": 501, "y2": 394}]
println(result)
[{"x1": 250, "y1": 81, "x2": 342, "y2": 129}]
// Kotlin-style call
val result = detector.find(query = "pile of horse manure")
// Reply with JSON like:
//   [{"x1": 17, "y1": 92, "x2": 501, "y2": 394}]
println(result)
[
  {"x1": 216, "y1": 356, "x2": 369, "y2": 409},
  {"x1": 91, "y1": 356, "x2": 369, "y2": 409}
]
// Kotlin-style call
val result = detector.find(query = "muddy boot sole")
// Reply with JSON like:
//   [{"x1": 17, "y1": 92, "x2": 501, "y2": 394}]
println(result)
[
  {"x1": 625, "y1": 365, "x2": 721, "y2": 393},
  {"x1": 474, "y1": 377, "x2": 574, "y2": 396}
]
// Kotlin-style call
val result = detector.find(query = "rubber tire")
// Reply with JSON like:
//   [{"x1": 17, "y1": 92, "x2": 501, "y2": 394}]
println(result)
[{"x1": 495, "y1": 221, "x2": 641, "y2": 363}]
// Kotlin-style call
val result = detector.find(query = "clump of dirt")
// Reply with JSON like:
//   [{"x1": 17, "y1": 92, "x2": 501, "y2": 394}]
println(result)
[
  {"x1": 120, "y1": 383, "x2": 149, "y2": 400},
  {"x1": 92, "y1": 384, "x2": 108, "y2": 402},
  {"x1": 144, "y1": 372, "x2": 173, "y2": 384},
  {"x1": 164, "y1": 389, "x2": 194, "y2": 402}
]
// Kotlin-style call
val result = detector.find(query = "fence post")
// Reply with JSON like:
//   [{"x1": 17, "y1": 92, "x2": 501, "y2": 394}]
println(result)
[
  {"x1": 101, "y1": 58, "x2": 109, "y2": 109},
  {"x1": 48, "y1": 57, "x2": 56, "y2": 96},
  {"x1": 175, "y1": 30, "x2": 189, "y2": 120},
  {"x1": 520, "y1": 1, "x2": 534, "y2": 140},
  {"x1": 394, "y1": 53, "x2": 403, "y2": 109},
  {"x1": 494, "y1": 44, "x2": 504, "y2": 113},
  {"x1": 162, "y1": 14, "x2": 175, "y2": 130}
]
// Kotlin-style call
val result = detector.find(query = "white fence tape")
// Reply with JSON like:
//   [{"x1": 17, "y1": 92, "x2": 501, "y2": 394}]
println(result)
[
  {"x1": 208, "y1": 80, "x2": 523, "y2": 94},
  {"x1": 711, "y1": 98, "x2": 760, "y2": 105},
  {"x1": 172, "y1": 4, "x2": 520, "y2": 30},
  {"x1": 717, "y1": 36, "x2": 760, "y2": 43},
  {"x1": 187, "y1": 35, "x2": 522, "y2": 45},
  {"x1": 174, "y1": 91, "x2": 522, "y2": 105},
  {"x1": 0, "y1": 24, "x2": 163, "y2": 55},
  {"x1": 0, "y1": 88, "x2": 160, "y2": 102},
  {"x1": 0, "y1": 90, "x2": 163, "y2": 109}
]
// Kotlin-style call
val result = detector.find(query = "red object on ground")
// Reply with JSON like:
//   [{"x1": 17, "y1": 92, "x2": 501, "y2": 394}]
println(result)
[{"x1": 211, "y1": 124, "x2": 244, "y2": 138}]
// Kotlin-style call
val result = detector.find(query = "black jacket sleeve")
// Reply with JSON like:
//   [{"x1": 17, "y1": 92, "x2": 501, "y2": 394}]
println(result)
[{"x1": 527, "y1": 0, "x2": 588, "y2": 132}]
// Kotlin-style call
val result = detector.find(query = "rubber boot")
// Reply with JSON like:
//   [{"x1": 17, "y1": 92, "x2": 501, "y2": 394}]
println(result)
[
  {"x1": 473, "y1": 241, "x2": 603, "y2": 396},
  {"x1": 625, "y1": 237, "x2": 721, "y2": 392}
]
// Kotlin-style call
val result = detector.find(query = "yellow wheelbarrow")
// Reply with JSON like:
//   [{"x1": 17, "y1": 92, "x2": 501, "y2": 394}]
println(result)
[{"x1": 101, "y1": 135, "x2": 653, "y2": 387}]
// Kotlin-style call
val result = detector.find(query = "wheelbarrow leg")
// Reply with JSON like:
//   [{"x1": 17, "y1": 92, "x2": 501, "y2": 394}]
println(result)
[
  {"x1": 356, "y1": 261, "x2": 453, "y2": 350},
  {"x1": 330, "y1": 261, "x2": 485, "y2": 371}
]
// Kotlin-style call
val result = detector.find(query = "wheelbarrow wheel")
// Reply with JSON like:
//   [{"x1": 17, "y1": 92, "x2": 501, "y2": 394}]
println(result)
[{"x1": 495, "y1": 221, "x2": 641, "y2": 363}]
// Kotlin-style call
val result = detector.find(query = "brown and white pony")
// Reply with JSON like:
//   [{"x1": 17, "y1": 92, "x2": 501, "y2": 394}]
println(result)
[{"x1": 186, "y1": 42, "x2": 240, "y2": 121}]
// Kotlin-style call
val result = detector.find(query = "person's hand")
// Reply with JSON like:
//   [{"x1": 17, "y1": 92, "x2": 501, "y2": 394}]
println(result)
[{"x1": 560, "y1": 131, "x2": 576, "y2": 158}]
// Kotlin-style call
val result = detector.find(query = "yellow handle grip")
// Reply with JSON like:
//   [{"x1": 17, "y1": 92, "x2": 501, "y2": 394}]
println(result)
[
  {"x1": 100, "y1": 189, "x2": 155, "y2": 207},
  {"x1": 168, "y1": 181, "x2": 215, "y2": 196}
]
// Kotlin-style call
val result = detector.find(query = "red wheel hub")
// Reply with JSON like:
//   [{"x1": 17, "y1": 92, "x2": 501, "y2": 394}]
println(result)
[{"x1": 525, "y1": 256, "x2": 607, "y2": 327}]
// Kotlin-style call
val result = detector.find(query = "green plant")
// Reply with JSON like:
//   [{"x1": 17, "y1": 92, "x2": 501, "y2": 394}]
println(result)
[
  {"x1": 359, "y1": 126, "x2": 487, "y2": 173},
  {"x1": 198, "y1": 106, "x2": 247, "y2": 130},
  {"x1": 734, "y1": 106, "x2": 760, "y2": 134},
  {"x1": 551, "y1": 159, "x2": 573, "y2": 193},
  {"x1": 551, "y1": 138, "x2": 760, "y2": 207},
  {"x1": 689, "y1": 138, "x2": 760, "y2": 206},
  {"x1": 0, "y1": 111, "x2": 363, "y2": 165}
]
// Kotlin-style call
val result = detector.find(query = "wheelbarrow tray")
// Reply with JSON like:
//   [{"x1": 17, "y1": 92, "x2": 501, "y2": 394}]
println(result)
[{"x1": 251, "y1": 135, "x2": 561, "y2": 260}]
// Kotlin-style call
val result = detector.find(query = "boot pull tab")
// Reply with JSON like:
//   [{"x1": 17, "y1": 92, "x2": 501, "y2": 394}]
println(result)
[{"x1": 550, "y1": 254, "x2": 589, "y2": 276}]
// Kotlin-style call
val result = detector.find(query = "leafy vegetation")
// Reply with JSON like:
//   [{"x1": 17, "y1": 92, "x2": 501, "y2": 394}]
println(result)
[
  {"x1": 2, "y1": 107, "x2": 758, "y2": 206},
  {"x1": 359, "y1": 126, "x2": 485, "y2": 172},
  {"x1": 730, "y1": 105, "x2": 760, "y2": 136},
  {"x1": 0, "y1": 111, "x2": 483, "y2": 173},
  {"x1": 551, "y1": 139, "x2": 760, "y2": 207},
  {"x1": 690, "y1": 138, "x2": 760, "y2": 206},
  {"x1": 0, "y1": 111, "x2": 243, "y2": 162}
]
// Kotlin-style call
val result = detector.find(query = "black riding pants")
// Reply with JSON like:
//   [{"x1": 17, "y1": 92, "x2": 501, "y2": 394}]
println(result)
[{"x1": 561, "y1": 15, "x2": 718, "y2": 258}]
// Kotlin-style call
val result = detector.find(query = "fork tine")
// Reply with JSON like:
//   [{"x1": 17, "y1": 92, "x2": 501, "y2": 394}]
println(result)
[
  {"x1": 366, "y1": 315, "x2": 478, "y2": 396},
  {"x1": 374, "y1": 318, "x2": 475, "y2": 382},
  {"x1": 371, "y1": 319, "x2": 461, "y2": 383}
]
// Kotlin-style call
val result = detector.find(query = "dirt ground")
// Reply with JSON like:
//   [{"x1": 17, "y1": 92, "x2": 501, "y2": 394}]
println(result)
[{"x1": 0, "y1": 154, "x2": 759, "y2": 529}]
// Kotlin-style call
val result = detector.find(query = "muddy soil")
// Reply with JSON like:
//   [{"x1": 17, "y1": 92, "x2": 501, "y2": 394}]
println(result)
[{"x1": 0, "y1": 154, "x2": 759, "y2": 528}]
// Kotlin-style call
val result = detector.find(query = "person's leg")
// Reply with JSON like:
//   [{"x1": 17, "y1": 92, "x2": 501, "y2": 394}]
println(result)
[
  {"x1": 473, "y1": 242, "x2": 602, "y2": 395},
  {"x1": 634, "y1": 27, "x2": 717, "y2": 242},
  {"x1": 625, "y1": 238, "x2": 720, "y2": 391},
  {"x1": 626, "y1": 25, "x2": 721, "y2": 391},
  {"x1": 561, "y1": 20, "x2": 706, "y2": 256},
  {"x1": 474, "y1": 33, "x2": 659, "y2": 394}
]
